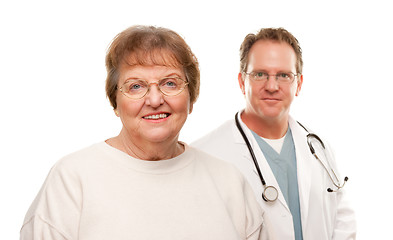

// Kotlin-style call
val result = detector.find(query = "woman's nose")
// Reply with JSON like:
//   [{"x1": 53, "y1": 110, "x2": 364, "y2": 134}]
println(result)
[{"x1": 145, "y1": 84, "x2": 164, "y2": 107}]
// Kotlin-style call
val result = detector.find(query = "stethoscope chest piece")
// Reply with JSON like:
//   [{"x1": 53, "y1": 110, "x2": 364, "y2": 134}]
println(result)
[{"x1": 262, "y1": 185, "x2": 279, "y2": 202}]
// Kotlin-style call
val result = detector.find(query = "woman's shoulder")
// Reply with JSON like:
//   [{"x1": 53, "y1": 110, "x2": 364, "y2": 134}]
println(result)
[{"x1": 51, "y1": 142, "x2": 109, "y2": 172}]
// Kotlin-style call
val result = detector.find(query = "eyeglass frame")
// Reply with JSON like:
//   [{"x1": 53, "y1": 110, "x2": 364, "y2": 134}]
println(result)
[
  {"x1": 117, "y1": 76, "x2": 189, "y2": 100},
  {"x1": 243, "y1": 71, "x2": 299, "y2": 84}
]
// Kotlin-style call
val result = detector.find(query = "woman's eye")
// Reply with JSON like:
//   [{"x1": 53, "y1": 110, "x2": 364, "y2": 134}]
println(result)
[
  {"x1": 130, "y1": 84, "x2": 141, "y2": 89},
  {"x1": 161, "y1": 78, "x2": 178, "y2": 88},
  {"x1": 165, "y1": 81, "x2": 176, "y2": 87},
  {"x1": 127, "y1": 81, "x2": 146, "y2": 91},
  {"x1": 129, "y1": 83, "x2": 143, "y2": 90}
]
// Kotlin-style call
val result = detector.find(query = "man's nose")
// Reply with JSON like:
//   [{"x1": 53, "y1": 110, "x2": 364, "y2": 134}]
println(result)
[{"x1": 264, "y1": 77, "x2": 279, "y2": 92}]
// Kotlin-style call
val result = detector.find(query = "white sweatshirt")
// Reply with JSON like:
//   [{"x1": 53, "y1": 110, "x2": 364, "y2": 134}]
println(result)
[{"x1": 21, "y1": 142, "x2": 268, "y2": 240}]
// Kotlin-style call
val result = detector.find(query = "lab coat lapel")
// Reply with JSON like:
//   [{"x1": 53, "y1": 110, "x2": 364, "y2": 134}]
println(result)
[
  {"x1": 234, "y1": 114, "x2": 290, "y2": 212},
  {"x1": 289, "y1": 117, "x2": 312, "y2": 230}
]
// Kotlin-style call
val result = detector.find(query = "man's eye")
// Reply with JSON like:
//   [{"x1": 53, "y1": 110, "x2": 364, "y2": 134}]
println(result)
[
  {"x1": 277, "y1": 73, "x2": 289, "y2": 78},
  {"x1": 254, "y1": 72, "x2": 267, "y2": 78}
]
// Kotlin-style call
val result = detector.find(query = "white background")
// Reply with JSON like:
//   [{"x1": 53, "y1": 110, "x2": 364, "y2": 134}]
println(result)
[{"x1": 1, "y1": 0, "x2": 392, "y2": 239}]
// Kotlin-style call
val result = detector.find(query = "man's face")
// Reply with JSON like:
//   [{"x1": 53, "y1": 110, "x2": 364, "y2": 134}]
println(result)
[{"x1": 239, "y1": 40, "x2": 303, "y2": 123}]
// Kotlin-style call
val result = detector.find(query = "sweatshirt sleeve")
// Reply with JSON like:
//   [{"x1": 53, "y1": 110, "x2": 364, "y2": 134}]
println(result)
[
  {"x1": 20, "y1": 215, "x2": 70, "y2": 240},
  {"x1": 20, "y1": 158, "x2": 83, "y2": 240},
  {"x1": 242, "y1": 178, "x2": 273, "y2": 240}
]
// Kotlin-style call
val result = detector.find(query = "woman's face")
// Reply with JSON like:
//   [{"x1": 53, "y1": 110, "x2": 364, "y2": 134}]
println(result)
[{"x1": 115, "y1": 63, "x2": 192, "y2": 145}]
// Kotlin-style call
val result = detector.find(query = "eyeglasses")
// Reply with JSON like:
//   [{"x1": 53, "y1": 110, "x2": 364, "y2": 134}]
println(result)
[
  {"x1": 244, "y1": 71, "x2": 298, "y2": 84},
  {"x1": 118, "y1": 76, "x2": 189, "y2": 100}
]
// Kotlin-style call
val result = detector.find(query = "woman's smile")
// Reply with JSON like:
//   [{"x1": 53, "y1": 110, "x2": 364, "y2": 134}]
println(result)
[{"x1": 142, "y1": 112, "x2": 171, "y2": 121}]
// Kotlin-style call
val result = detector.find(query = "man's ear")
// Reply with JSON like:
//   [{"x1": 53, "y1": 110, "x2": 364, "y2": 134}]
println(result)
[
  {"x1": 238, "y1": 72, "x2": 246, "y2": 95},
  {"x1": 296, "y1": 74, "x2": 303, "y2": 96}
]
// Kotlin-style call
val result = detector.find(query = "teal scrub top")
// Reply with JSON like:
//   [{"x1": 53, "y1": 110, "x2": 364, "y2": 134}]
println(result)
[{"x1": 251, "y1": 128, "x2": 303, "y2": 240}]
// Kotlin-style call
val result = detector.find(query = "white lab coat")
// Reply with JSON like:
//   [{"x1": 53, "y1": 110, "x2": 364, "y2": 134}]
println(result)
[{"x1": 192, "y1": 113, "x2": 356, "y2": 240}]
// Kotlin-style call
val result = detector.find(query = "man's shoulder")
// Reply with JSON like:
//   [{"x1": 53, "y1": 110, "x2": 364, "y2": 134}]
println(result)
[
  {"x1": 191, "y1": 119, "x2": 235, "y2": 147},
  {"x1": 191, "y1": 119, "x2": 244, "y2": 163}
]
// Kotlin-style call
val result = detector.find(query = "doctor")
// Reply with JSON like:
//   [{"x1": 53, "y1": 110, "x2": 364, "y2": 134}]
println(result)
[{"x1": 192, "y1": 27, "x2": 356, "y2": 240}]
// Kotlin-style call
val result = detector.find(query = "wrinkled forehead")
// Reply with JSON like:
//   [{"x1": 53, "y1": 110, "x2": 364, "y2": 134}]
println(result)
[{"x1": 122, "y1": 48, "x2": 182, "y2": 69}]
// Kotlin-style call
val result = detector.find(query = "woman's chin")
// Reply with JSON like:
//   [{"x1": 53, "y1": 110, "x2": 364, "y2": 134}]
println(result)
[{"x1": 142, "y1": 129, "x2": 179, "y2": 144}]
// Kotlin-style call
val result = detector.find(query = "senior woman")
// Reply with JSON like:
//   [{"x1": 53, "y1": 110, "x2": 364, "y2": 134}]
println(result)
[{"x1": 20, "y1": 25, "x2": 269, "y2": 240}]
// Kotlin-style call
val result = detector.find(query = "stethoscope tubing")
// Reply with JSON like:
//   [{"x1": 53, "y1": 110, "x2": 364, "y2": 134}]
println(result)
[
  {"x1": 297, "y1": 121, "x2": 348, "y2": 192},
  {"x1": 234, "y1": 112, "x2": 266, "y2": 186},
  {"x1": 235, "y1": 112, "x2": 348, "y2": 201},
  {"x1": 235, "y1": 113, "x2": 278, "y2": 202}
]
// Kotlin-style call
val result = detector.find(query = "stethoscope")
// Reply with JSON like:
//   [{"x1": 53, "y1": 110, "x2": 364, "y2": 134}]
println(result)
[{"x1": 234, "y1": 112, "x2": 348, "y2": 202}]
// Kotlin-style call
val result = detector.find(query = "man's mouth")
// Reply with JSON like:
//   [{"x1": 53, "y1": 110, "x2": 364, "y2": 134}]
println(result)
[
  {"x1": 142, "y1": 113, "x2": 170, "y2": 120},
  {"x1": 263, "y1": 97, "x2": 281, "y2": 101}
]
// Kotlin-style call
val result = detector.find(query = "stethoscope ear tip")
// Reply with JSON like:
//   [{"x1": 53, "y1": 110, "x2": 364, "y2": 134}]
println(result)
[{"x1": 327, "y1": 176, "x2": 349, "y2": 193}]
